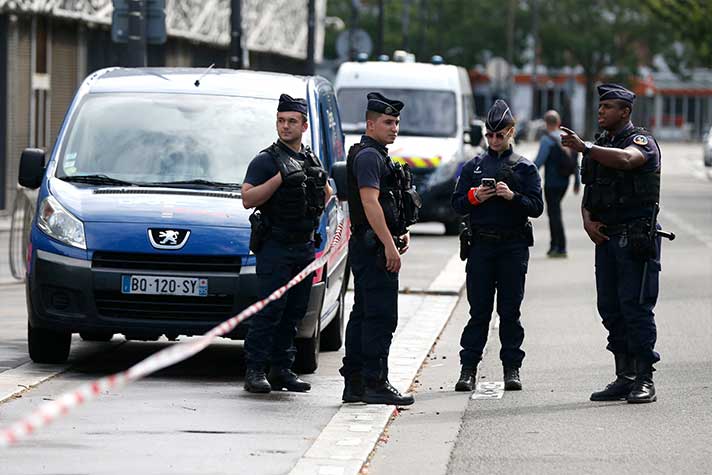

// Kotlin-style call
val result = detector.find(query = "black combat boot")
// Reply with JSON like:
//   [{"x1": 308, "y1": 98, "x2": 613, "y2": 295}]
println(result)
[
  {"x1": 455, "y1": 366, "x2": 477, "y2": 392},
  {"x1": 267, "y1": 368, "x2": 311, "y2": 392},
  {"x1": 590, "y1": 354, "x2": 635, "y2": 401},
  {"x1": 504, "y1": 367, "x2": 522, "y2": 391},
  {"x1": 342, "y1": 373, "x2": 364, "y2": 403},
  {"x1": 362, "y1": 380, "x2": 415, "y2": 406},
  {"x1": 244, "y1": 369, "x2": 271, "y2": 393},
  {"x1": 626, "y1": 364, "x2": 656, "y2": 404}
]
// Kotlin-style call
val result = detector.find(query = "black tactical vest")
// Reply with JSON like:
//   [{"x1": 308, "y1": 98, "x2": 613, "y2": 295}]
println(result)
[
  {"x1": 260, "y1": 143, "x2": 327, "y2": 237},
  {"x1": 347, "y1": 142, "x2": 421, "y2": 236},
  {"x1": 581, "y1": 126, "x2": 661, "y2": 216}
]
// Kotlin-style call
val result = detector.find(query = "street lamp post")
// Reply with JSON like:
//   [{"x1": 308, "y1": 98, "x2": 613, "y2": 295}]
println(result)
[{"x1": 127, "y1": 0, "x2": 146, "y2": 67}]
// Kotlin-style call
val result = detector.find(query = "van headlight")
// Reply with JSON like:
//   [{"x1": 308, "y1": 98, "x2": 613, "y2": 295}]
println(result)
[
  {"x1": 37, "y1": 196, "x2": 86, "y2": 249},
  {"x1": 428, "y1": 159, "x2": 463, "y2": 187}
]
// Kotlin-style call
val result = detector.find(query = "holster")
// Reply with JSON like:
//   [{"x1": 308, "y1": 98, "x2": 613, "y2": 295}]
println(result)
[
  {"x1": 248, "y1": 211, "x2": 270, "y2": 253},
  {"x1": 459, "y1": 222, "x2": 471, "y2": 261},
  {"x1": 628, "y1": 219, "x2": 656, "y2": 261}
]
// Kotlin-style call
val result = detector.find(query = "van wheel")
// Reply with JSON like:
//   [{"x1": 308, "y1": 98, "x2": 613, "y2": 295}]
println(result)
[
  {"x1": 28, "y1": 321, "x2": 71, "y2": 364},
  {"x1": 321, "y1": 259, "x2": 349, "y2": 351},
  {"x1": 80, "y1": 332, "x2": 114, "y2": 342},
  {"x1": 444, "y1": 220, "x2": 461, "y2": 236},
  {"x1": 294, "y1": 319, "x2": 320, "y2": 374}
]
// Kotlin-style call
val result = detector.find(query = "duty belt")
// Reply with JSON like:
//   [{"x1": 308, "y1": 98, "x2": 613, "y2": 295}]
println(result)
[
  {"x1": 602, "y1": 219, "x2": 651, "y2": 237},
  {"x1": 270, "y1": 227, "x2": 314, "y2": 244},
  {"x1": 471, "y1": 225, "x2": 527, "y2": 242}
]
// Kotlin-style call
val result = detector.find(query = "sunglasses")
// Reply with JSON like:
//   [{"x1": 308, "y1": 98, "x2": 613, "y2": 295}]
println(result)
[{"x1": 485, "y1": 129, "x2": 511, "y2": 140}]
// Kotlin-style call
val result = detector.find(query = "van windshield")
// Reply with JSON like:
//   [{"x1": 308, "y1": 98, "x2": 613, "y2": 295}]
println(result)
[
  {"x1": 337, "y1": 88, "x2": 457, "y2": 138},
  {"x1": 56, "y1": 93, "x2": 302, "y2": 187}
]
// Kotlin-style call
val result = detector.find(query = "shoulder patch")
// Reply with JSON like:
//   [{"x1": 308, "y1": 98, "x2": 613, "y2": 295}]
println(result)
[{"x1": 633, "y1": 135, "x2": 649, "y2": 146}]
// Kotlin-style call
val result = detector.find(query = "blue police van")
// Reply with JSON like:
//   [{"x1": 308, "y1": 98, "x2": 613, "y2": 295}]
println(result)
[{"x1": 18, "y1": 68, "x2": 351, "y2": 373}]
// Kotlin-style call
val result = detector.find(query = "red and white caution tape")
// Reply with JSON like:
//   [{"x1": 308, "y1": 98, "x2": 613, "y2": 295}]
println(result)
[{"x1": 0, "y1": 222, "x2": 345, "y2": 448}]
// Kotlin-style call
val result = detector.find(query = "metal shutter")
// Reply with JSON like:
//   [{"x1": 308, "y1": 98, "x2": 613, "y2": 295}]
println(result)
[
  {"x1": 50, "y1": 20, "x2": 78, "y2": 150},
  {"x1": 5, "y1": 17, "x2": 32, "y2": 212}
]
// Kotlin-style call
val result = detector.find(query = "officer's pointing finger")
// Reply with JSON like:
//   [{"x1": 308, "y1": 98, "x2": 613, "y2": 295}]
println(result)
[{"x1": 559, "y1": 126, "x2": 575, "y2": 135}]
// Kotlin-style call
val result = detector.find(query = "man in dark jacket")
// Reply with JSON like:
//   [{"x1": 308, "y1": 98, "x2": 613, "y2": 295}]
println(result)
[{"x1": 534, "y1": 110, "x2": 580, "y2": 258}]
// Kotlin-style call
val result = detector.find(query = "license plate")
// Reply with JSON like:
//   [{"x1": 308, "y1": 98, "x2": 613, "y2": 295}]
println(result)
[{"x1": 121, "y1": 275, "x2": 208, "y2": 297}]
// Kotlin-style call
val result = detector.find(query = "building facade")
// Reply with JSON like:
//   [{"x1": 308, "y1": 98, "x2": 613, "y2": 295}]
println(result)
[{"x1": 0, "y1": 0, "x2": 326, "y2": 213}]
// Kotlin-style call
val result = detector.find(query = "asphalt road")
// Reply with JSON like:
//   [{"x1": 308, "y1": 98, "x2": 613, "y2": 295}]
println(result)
[{"x1": 369, "y1": 141, "x2": 712, "y2": 474}]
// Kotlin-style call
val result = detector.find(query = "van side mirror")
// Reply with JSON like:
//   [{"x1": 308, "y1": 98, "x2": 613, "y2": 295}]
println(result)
[
  {"x1": 330, "y1": 161, "x2": 348, "y2": 201},
  {"x1": 19, "y1": 148, "x2": 46, "y2": 189},
  {"x1": 469, "y1": 123, "x2": 483, "y2": 146}
]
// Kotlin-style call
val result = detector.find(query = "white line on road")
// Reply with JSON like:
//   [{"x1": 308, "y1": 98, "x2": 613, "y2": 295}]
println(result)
[
  {"x1": 471, "y1": 381, "x2": 505, "y2": 400},
  {"x1": 427, "y1": 252, "x2": 466, "y2": 295},
  {"x1": 659, "y1": 208, "x2": 712, "y2": 249}
]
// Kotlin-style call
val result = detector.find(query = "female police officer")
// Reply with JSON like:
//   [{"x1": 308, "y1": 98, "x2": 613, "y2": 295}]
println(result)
[{"x1": 452, "y1": 100, "x2": 543, "y2": 392}]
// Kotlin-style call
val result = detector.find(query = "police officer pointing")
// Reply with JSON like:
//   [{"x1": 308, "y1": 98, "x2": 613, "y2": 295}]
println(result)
[
  {"x1": 452, "y1": 100, "x2": 543, "y2": 392},
  {"x1": 561, "y1": 84, "x2": 663, "y2": 404},
  {"x1": 241, "y1": 94, "x2": 331, "y2": 394},
  {"x1": 339, "y1": 92, "x2": 420, "y2": 406}
]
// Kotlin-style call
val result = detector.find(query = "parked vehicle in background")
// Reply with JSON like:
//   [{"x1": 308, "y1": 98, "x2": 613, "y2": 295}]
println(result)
[
  {"x1": 335, "y1": 54, "x2": 484, "y2": 235},
  {"x1": 18, "y1": 68, "x2": 350, "y2": 373}
]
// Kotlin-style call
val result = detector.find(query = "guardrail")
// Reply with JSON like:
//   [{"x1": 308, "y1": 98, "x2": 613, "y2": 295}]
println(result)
[{"x1": 8, "y1": 187, "x2": 37, "y2": 281}]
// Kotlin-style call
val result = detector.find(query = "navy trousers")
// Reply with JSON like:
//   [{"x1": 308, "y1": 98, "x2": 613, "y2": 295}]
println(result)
[
  {"x1": 244, "y1": 238, "x2": 314, "y2": 371},
  {"x1": 340, "y1": 235, "x2": 399, "y2": 384},
  {"x1": 595, "y1": 233, "x2": 661, "y2": 365},
  {"x1": 544, "y1": 186, "x2": 568, "y2": 253},
  {"x1": 460, "y1": 240, "x2": 529, "y2": 368}
]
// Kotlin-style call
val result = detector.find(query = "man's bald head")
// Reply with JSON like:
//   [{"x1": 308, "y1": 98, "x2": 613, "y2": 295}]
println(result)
[{"x1": 543, "y1": 110, "x2": 561, "y2": 128}]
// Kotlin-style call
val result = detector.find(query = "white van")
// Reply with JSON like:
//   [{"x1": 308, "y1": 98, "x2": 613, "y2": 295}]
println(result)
[{"x1": 335, "y1": 57, "x2": 483, "y2": 234}]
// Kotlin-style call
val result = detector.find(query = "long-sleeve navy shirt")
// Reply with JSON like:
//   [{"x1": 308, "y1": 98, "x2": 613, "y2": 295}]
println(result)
[{"x1": 452, "y1": 146, "x2": 544, "y2": 228}]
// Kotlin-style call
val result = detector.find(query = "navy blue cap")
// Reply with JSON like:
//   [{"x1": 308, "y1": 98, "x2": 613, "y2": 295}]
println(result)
[
  {"x1": 485, "y1": 99, "x2": 515, "y2": 132},
  {"x1": 277, "y1": 94, "x2": 308, "y2": 115},
  {"x1": 597, "y1": 83, "x2": 636, "y2": 105},
  {"x1": 366, "y1": 92, "x2": 404, "y2": 117}
]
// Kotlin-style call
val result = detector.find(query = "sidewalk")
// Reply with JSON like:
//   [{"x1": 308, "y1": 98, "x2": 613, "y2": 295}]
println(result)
[{"x1": 0, "y1": 215, "x2": 20, "y2": 285}]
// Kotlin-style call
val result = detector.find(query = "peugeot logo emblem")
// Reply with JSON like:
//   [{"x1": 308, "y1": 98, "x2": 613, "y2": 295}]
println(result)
[{"x1": 148, "y1": 228, "x2": 190, "y2": 250}]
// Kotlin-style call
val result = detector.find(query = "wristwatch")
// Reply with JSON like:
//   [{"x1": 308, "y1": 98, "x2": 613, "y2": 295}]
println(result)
[{"x1": 583, "y1": 141, "x2": 593, "y2": 156}]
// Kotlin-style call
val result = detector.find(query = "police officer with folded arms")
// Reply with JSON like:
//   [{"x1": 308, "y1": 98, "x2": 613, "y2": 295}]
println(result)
[
  {"x1": 241, "y1": 94, "x2": 331, "y2": 394},
  {"x1": 561, "y1": 84, "x2": 665, "y2": 404},
  {"x1": 339, "y1": 92, "x2": 420, "y2": 406},
  {"x1": 452, "y1": 100, "x2": 543, "y2": 392}
]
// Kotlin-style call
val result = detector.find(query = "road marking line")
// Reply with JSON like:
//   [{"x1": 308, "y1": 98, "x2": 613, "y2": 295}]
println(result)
[
  {"x1": 659, "y1": 208, "x2": 712, "y2": 249},
  {"x1": 427, "y1": 252, "x2": 466, "y2": 295},
  {"x1": 471, "y1": 381, "x2": 505, "y2": 400},
  {"x1": 289, "y1": 291, "x2": 460, "y2": 475}
]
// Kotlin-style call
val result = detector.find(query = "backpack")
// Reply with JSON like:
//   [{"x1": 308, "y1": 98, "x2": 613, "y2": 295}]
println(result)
[{"x1": 548, "y1": 133, "x2": 578, "y2": 177}]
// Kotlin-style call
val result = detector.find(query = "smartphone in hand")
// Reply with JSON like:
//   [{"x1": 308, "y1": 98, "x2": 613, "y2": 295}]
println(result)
[{"x1": 481, "y1": 178, "x2": 496, "y2": 188}]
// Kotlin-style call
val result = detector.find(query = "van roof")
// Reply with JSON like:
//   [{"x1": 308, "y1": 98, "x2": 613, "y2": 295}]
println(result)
[
  {"x1": 85, "y1": 68, "x2": 310, "y2": 99},
  {"x1": 335, "y1": 61, "x2": 465, "y2": 92}
]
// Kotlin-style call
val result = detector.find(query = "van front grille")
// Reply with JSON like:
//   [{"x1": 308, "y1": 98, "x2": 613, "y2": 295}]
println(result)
[
  {"x1": 92, "y1": 252, "x2": 241, "y2": 274},
  {"x1": 94, "y1": 291, "x2": 235, "y2": 321}
]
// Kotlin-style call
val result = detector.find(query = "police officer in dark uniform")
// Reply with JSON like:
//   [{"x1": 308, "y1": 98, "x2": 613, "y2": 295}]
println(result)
[
  {"x1": 452, "y1": 100, "x2": 543, "y2": 392},
  {"x1": 561, "y1": 84, "x2": 663, "y2": 404},
  {"x1": 241, "y1": 94, "x2": 331, "y2": 394},
  {"x1": 339, "y1": 92, "x2": 420, "y2": 406}
]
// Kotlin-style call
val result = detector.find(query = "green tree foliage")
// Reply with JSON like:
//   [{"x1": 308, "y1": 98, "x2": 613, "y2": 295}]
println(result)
[
  {"x1": 325, "y1": 0, "x2": 532, "y2": 68},
  {"x1": 536, "y1": 0, "x2": 663, "y2": 135},
  {"x1": 642, "y1": 0, "x2": 712, "y2": 68}
]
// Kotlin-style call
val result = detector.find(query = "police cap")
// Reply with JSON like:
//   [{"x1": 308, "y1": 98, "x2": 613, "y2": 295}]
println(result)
[
  {"x1": 485, "y1": 99, "x2": 515, "y2": 132},
  {"x1": 597, "y1": 83, "x2": 636, "y2": 105},
  {"x1": 277, "y1": 94, "x2": 308, "y2": 115},
  {"x1": 366, "y1": 92, "x2": 404, "y2": 117}
]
